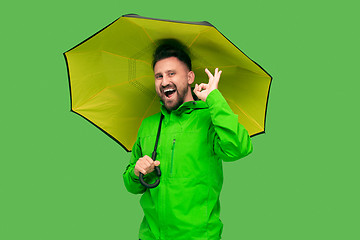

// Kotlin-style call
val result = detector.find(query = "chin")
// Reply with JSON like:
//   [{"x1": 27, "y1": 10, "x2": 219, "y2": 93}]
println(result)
[
  {"x1": 161, "y1": 93, "x2": 185, "y2": 111},
  {"x1": 164, "y1": 103, "x2": 177, "y2": 111},
  {"x1": 164, "y1": 100, "x2": 181, "y2": 111}
]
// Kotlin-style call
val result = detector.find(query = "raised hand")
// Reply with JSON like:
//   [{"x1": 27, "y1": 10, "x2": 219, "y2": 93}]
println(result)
[{"x1": 193, "y1": 68, "x2": 222, "y2": 101}]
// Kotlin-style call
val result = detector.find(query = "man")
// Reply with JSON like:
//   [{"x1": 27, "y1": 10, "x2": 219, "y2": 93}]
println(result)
[{"x1": 123, "y1": 40, "x2": 253, "y2": 240}]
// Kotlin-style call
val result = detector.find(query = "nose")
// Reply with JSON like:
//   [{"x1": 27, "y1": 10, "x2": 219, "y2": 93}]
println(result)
[{"x1": 161, "y1": 76, "x2": 170, "y2": 87}]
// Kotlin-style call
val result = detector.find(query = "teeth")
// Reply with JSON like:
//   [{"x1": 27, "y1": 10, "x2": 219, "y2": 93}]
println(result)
[{"x1": 164, "y1": 89, "x2": 175, "y2": 93}]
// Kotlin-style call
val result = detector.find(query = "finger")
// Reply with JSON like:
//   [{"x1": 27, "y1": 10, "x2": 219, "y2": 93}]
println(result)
[
  {"x1": 217, "y1": 70, "x2": 222, "y2": 81},
  {"x1": 144, "y1": 160, "x2": 152, "y2": 169},
  {"x1": 205, "y1": 68, "x2": 213, "y2": 82},
  {"x1": 134, "y1": 167, "x2": 140, "y2": 176},
  {"x1": 198, "y1": 83, "x2": 208, "y2": 91},
  {"x1": 136, "y1": 165, "x2": 147, "y2": 175},
  {"x1": 138, "y1": 161, "x2": 149, "y2": 172},
  {"x1": 193, "y1": 85, "x2": 202, "y2": 99},
  {"x1": 215, "y1": 69, "x2": 222, "y2": 79},
  {"x1": 194, "y1": 83, "x2": 204, "y2": 93},
  {"x1": 213, "y1": 68, "x2": 219, "y2": 84},
  {"x1": 143, "y1": 155, "x2": 152, "y2": 161},
  {"x1": 143, "y1": 155, "x2": 154, "y2": 164},
  {"x1": 139, "y1": 168, "x2": 147, "y2": 175},
  {"x1": 154, "y1": 160, "x2": 160, "y2": 166},
  {"x1": 139, "y1": 157, "x2": 151, "y2": 167},
  {"x1": 205, "y1": 68, "x2": 212, "y2": 76},
  {"x1": 213, "y1": 69, "x2": 222, "y2": 86},
  {"x1": 194, "y1": 83, "x2": 198, "y2": 93}
]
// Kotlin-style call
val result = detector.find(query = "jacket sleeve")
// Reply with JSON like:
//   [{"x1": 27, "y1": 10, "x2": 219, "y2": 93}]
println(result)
[
  {"x1": 123, "y1": 135, "x2": 147, "y2": 194},
  {"x1": 206, "y1": 89, "x2": 253, "y2": 162}
]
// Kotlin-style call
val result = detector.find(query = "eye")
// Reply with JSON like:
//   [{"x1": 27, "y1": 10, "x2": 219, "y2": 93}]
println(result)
[
  {"x1": 169, "y1": 72, "x2": 175, "y2": 76},
  {"x1": 155, "y1": 74, "x2": 163, "y2": 80}
]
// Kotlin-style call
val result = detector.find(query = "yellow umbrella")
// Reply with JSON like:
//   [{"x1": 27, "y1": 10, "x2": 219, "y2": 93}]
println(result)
[{"x1": 64, "y1": 14, "x2": 272, "y2": 151}]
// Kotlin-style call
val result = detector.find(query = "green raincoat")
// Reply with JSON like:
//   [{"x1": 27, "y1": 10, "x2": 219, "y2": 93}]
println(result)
[{"x1": 123, "y1": 89, "x2": 253, "y2": 240}]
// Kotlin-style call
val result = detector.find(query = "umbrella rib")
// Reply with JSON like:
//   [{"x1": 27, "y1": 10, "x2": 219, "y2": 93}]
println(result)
[
  {"x1": 188, "y1": 32, "x2": 201, "y2": 48},
  {"x1": 188, "y1": 28, "x2": 211, "y2": 48},
  {"x1": 140, "y1": 26, "x2": 154, "y2": 43},
  {"x1": 140, "y1": 94, "x2": 158, "y2": 123},
  {"x1": 125, "y1": 17, "x2": 155, "y2": 44},
  {"x1": 225, "y1": 97, "x2": 263, "y2": 130},
  {"x1": 102, "y1": 50, "x2": 151, "y2": 66}
]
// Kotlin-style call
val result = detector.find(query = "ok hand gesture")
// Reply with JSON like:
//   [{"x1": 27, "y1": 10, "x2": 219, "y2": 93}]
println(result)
[{"x1": 193, "y1": 68, "x2": 222, "y2": 101}]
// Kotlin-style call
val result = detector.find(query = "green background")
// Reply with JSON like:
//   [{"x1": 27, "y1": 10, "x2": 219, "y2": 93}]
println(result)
[{"x1": 1, "y1": 0, "x2": 359, "y2": 239}]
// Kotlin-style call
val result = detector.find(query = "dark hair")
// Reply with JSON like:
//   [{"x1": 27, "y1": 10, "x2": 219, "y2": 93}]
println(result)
[{"x1": 152, "y1": 39, "x2": 192, "y2": 71}]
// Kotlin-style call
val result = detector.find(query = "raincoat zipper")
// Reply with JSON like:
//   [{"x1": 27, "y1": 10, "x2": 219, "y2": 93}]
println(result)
[{"x1": 170, "y1": 139, "x2": 176, "y2": 175}]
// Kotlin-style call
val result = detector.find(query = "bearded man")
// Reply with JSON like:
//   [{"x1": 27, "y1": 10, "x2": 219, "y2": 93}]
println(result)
[{"x1": 123, "y1": 39, "x2": 253, "y2": 240}]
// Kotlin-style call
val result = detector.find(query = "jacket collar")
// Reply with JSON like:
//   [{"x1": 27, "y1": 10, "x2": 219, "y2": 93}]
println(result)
[{"x1": 160, "y1": 100, "x2": 208, "y2": 116}]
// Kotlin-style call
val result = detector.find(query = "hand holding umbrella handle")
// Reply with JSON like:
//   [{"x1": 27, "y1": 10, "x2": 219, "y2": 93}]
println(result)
[
  {"x1": 139, "y1": 114, "x2": 163, "y2": 188},
  {"x1": 139, "y1": 165, "x2": 161, "y2": 188},
  {"x1": 139, "y1": 150, "x2": 161, "y2": 188}
]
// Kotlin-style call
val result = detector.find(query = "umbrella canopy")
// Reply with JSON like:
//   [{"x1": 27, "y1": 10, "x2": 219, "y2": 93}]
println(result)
[{"x1": 64, "y1": 14, "x2": 272, "y2": 152}]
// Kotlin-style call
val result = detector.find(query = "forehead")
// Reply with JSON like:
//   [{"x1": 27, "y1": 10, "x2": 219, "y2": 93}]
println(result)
[{"x1": 154, "y1": 57, "x2": 188, "y2": 73}]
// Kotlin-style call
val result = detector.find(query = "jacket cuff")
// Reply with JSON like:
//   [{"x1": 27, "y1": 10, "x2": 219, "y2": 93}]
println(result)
[
  {"x1": 129, "y1": 168, "x2": 140, "y2": 182},
  {"x1": 206, "y1": 89, "x2": 224, "y2": 107}
]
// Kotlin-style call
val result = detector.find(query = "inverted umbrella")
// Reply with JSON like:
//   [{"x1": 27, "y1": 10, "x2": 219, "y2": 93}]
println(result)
[{"x1": 64, "y1": 14, "x2": 272, "y2": 153}]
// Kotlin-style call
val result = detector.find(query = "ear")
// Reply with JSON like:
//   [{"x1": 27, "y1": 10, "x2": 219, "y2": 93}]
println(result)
[{"x1": 187, "y1": 71, "x2": 195, "y2": 84}]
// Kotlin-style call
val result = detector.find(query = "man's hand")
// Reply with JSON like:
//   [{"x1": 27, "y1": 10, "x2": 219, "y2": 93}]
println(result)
[
  {"x1": 134, "y1": 155, "x2": 160, "y2": 177},
  {"x1": 193, "y1": 68, "x2": 222, "y2": 101}
]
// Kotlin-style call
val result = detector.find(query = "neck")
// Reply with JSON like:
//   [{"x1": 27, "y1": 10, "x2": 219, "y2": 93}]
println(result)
[{"x1": 183, "y1": 86, "x2": 195, "y2": 102}]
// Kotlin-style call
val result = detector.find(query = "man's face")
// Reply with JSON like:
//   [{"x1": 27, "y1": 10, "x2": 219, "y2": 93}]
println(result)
[{"x1": 154, "y1": 57, "x2": 194, "y2": 111}]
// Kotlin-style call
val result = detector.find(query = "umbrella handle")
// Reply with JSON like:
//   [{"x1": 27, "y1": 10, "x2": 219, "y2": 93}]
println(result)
[
  {"x1": 139, "y1": 166, "x2": 161, "y2": 188},
  {"x1": 139, "y1": 114, "x2": 163, "y2": 189}
]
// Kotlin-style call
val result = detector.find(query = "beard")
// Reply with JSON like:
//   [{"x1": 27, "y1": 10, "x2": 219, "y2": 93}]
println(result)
[{"x1": 159, "y1": 84, "x2": 189, "y2": 111}]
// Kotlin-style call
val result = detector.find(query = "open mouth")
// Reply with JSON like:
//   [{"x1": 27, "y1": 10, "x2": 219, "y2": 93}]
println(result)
[{"x1": 164, "y1": 88, "x2": 176, "y2": 98}]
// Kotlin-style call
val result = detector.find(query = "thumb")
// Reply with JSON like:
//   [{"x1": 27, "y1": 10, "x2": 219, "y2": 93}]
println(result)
[{"x1": 154, "y1": 160, "x2": 160, "y2": 166}]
